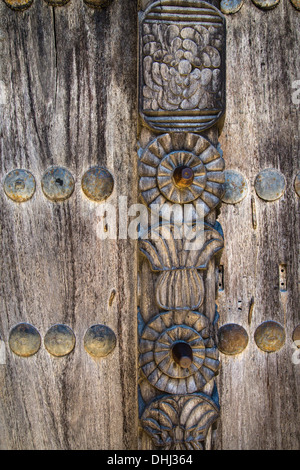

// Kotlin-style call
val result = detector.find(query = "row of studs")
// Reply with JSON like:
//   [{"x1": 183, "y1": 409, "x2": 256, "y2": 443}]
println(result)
[
  {"x1": 223, "y1": 169, "x2": 300, "y2": 205},
  {"x1": 217, "y1": 321, "x2": 300, "y2": 355},
  {"x1": 3, "y1": 0, "x2": 112, "y2": 11},
  {"x1": 220, "y1": 0, "x2": 300, "y2": 15},
  {"x1": 2, "y1": 167, "x2": 114, "y2": 203},
  {"x1": 1, "y1": 322, "x2": 116, "y2": 358}
]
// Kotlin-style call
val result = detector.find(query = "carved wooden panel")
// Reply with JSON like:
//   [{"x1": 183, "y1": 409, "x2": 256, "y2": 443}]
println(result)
[
  {"x1": 139, "y1": 0, "x2": 226, "y2": 132},
  {"x1": 138, "y1": 0, "x2": 226, "y2": 451}
]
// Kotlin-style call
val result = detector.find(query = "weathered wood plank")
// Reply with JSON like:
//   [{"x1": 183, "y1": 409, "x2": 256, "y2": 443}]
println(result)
[
  {"x1": 0, "y1": 0, "x2": 138, "y2": 450},
  {"x1": 216, "y1": 1, "x2": 300, "y2": 450}
]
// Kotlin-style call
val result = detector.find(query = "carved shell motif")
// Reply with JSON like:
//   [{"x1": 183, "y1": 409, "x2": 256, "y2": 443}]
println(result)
[
  {"x1": 141, "y1": 393, "x2": 219, "y2": 450},
  {"x1": 139, "y1": 133, "x2": 225, "y2": 221},
  {"x1": 140, "y1": 310, "x2": 220, "y2": 395},
  {"x1": 139, "y1": 222, "x2": 224, "y2": 310}
]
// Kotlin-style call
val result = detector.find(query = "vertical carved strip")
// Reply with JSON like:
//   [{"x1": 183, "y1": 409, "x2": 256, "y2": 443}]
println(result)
[{"x1": 138, "y1": 0, "x2": 226, "y2": 450}]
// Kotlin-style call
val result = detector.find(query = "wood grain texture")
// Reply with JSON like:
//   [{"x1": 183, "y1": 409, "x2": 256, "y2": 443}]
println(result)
[
  {"x1": 215, "y1": 1, "x2": 300, "y2": 450},
  {"x1": 0, "y1": 0, "x2": 138, "y2": 450}
]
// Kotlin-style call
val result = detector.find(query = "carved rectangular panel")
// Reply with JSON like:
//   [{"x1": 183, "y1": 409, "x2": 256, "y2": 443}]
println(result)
[{"x1": 139, "y1": 0, "x2": 226, "y2": 132}]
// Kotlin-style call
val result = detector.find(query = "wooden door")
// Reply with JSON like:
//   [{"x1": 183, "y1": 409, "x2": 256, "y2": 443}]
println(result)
[
  {"x1": 0, "y1": 0, "x2": 299, "y2": 452},
  {"x1": 0, "y1": 0, "x2": 138, "y2": 450}
]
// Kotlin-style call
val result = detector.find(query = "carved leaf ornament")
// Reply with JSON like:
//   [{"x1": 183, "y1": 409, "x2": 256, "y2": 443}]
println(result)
[
  {"x1": 139, "y1": 222, "x2": 224, "y2": 310},
  {"x1": 141, "y1": 393, "x2": 219, "y2": 450}
]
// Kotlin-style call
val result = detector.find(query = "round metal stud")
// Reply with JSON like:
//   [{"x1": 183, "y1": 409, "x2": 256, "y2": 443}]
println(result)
[
  {"x1": 43, "y1": 0, "x2": 70, "y2": 5},
  {"x1": 221, "y1": 0, "x2": 245, "y2": 14},
  {"x1": 292, "y1": 325, "x2": 300, "y2": 348},
  {"x1": 3, "y1": 0, "x2": 33, "y2": 11},
  {"x1": 9, "y1": 323, "x2": 41, "y2": 357},
  {"x1": 254, "y1": 169, "x2": 286, "y2": 202},
  {"x1": 84, "y1": 324, "x2": 116, "y2": 358},
  {"x1": 290, "y1": 0, "x2": 300, "y2": 12},
  {"x1": 42, "y1": 167, "x2": 75, "y2": 202},
  {"x1": 44, "y1": 324, "x2": 76, "y2": 357},
  {"x1": 222, "y1": 170, "x2": 248, "y2": 204},
  {"x1": 83, "y1": 0, "x2": 112, "y2": 8},
  {"x1": 173, "y1": 166, "x2": 195, "y2": 189},
  {"x1": 294, "y1": 173, "x2": 300, "y2": 197},
  {"x1": 81, "y1": 167, "x2": 114, "y2": 202},
  {"x1": 217, "y1": 324, "x2": 249, "y2": 355},
  {"x1": 4, "y1": 169, "x2": 36, "y2": 203},
  {"x1": 252, "y1": 0, "x2": 280, "y2": 8},
  {"x1": 254, "y1": 321, "x2": 286, "y2": 353}
]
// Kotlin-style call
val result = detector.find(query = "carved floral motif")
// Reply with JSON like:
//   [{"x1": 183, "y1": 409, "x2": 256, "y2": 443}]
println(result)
[
  {"x1": 139, "y1": 310, "x2": 220, "y2": 394},
  {"x1": 139, "y1": 133, "x2": 225, "y2": 220},
  {"x1": 142, "y1": 23, "x2": 223, "y2": 112},
  {"x1": 141, "y1": 393, "x2": 219, "y2": 450},
  {"x1": 140, "y1": 0, "x2": 226, "y2": 132}
]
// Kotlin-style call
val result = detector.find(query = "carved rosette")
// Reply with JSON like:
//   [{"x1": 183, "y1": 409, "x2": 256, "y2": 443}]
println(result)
[
  {"x1": 141, "y1": 393, "x2": 219, "y2": 450},
  {"x1": 138, "y1": 0, "x2": 226, "y2": 451},
  {"x1": 139, "y1": 311, "x2": 220, "y2": 394},
  {"x1": 139, "y1": 132, "x2": 225, "y2": 220},
  {"x1": 140, "y1": 0, "x2": 226, "y2": 133}
]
